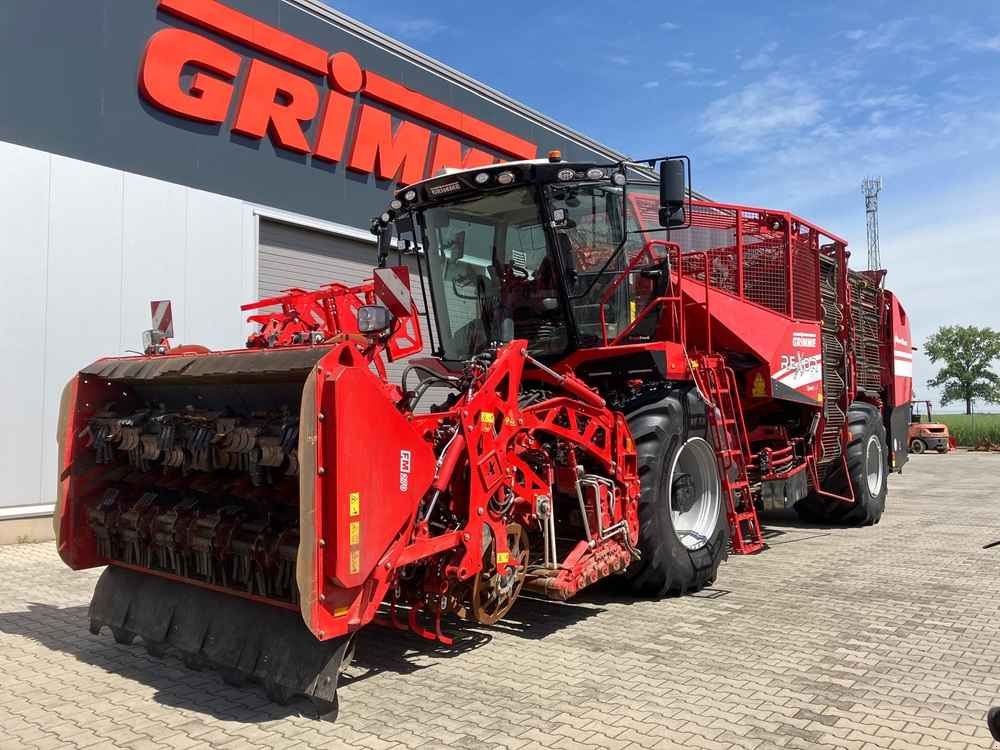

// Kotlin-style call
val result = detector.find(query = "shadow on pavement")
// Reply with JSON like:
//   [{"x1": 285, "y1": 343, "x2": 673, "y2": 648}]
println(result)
[{"x1": 0, "y1": 593, "x2": 605, "y2": 723}]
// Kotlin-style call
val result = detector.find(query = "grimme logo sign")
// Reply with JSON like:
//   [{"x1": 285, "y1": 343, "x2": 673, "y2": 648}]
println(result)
[{"x1": 140, "y1": 0, "x2": 538, "y2": 183}]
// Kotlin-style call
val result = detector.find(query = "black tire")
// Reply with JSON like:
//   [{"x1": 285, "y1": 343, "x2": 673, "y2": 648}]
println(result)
[
  {"x1": 909, "y1": 438, "x2": 926, "y2": 454},
  {"x1": 624, "y1": 384, "x2": 729, "y2": 596},
  {"x1": 796, "y1": 403, "x2": 887, "y2": 526}
]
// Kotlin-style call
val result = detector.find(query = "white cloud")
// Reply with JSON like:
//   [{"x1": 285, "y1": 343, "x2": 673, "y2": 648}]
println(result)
[
  {"x1": 701, "y1": 74, "x2": 824, "y2": 152},
  {"x1": 667, "y1": 60, "x2": 694, "y2": 75},
  {"x1": 659, "y1": 21, "x2": 680, "y2": 31},
  {"x1": 844, "y1": 29, "x2": 865, "y2": 41},
  {"x1": 870, "y1": 177, "x2": 1000, "y2": 407},
  {"x1": 607, "y1": 55, "x2": 630, "y2": 66},
  {"x1": 740, "y1": 41, "x2": 779, "y2": 71},
  {"x1": 382, "y1": 17, "x2": 448, "y2": 41},
  {"x1": 642, "y1": 81, "x2": 660, "y2": 89},
  {"x1": 975, "y1": 33, "x2": 1000, "y2": 51}
]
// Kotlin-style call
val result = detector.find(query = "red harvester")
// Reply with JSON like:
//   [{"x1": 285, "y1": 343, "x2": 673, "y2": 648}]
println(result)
[{"x1": 54, "y1": 154, "x2": 912, "y2": 713}]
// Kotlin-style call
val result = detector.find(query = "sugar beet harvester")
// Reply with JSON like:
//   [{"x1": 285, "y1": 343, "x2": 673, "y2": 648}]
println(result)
[{"x1": 54, "y1": 154, "x2": 912, "y2": 713}]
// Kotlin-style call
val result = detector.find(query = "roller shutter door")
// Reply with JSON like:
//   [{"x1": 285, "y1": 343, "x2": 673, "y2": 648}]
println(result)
[{"x1": 258, "y1": 220, "x2": 445, "y2": 407}]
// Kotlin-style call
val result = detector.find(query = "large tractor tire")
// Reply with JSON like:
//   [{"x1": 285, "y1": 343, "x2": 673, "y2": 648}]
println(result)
[
  {"x1": 795, "y1": 403, "x2": 888, "y2": 526},
  {"x1": 625, "y1": 385, "x2": 729, "y2": 596}
]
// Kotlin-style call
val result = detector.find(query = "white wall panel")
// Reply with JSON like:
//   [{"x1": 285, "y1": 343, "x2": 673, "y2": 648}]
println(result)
[
  {"x1": 120, "y1": 174, "x2": 187, "y2": 351},
  {"x1": 0, "y1": 142, "x2": 50, "y2": 508},
  {"x1": 0, "y1": 142, "x2": 251, "y2": 509},
  {"x1": 184, "y1": 189, "x2": 247, "y2": 351},
  {"x1": 39, "y1": 156, "x2": 125, "y2": 508}
]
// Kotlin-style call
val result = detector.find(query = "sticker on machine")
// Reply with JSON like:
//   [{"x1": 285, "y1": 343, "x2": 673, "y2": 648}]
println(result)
[
  {"x1": 774, "y1": 352, "x2": 822, "y2": 390},
  {"x1": 399, "y1": 449, "x2": 412, "y2": 492}
]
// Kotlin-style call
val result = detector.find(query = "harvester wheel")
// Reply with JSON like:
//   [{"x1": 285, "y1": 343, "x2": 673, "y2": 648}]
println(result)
[
  {"x1": 796, "y1": 403, "x2": 887, "y2": 526},
  {"x1": 909, "y1": 438, "x2": 926, "y2": 454},
  {"x1": 111, "y1": 627, "x2": 135, "y2": 645},
  {"x1": 182, "y1": 652, "x2": 208, "y2": 671},
  {"x1": 471, "y1": 523, "x2": 529, "y2": 625},
  {"x1": 625, "y1": 385, "x2": 729, "y2": 597},
  {"x1": 220, "y1": 668, "x2": 247, "y2": 687},
  {"x1": 265, "y1": 680, "x2": 295, "y2": 705}
]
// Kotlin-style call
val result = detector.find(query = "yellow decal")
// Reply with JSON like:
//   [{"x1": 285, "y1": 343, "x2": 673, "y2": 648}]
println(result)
[
  {"x1": 503, "y1": 415, "x2": 517, "y2": 427},
  {"x1": 496, "y1": 551, "x2": 510, "y2": 565},
  {"x1": 349, "y1": 549, "x2": 360, "y2": 574},
  {"x1": 334, "y1": 606, "x2": 350, "y2": 617},
  {"x1": 629, "y1": 300, "x2": 637, "y2": 323},
  {"x1": 349, "y1": 492, "x2": 360, "y2": 516},
  {"x1": 349, "y1": 521, "x2": 360, "y2": 545},
  {"x1": 751, "y1": 374, "x2": 767, "y2": 398},
  {"x1": 817, "y1": 392, "x2": 824, "y2": 403},
  {"x1": 480, "y1": 412, "x2": 495, "y2": 425}
]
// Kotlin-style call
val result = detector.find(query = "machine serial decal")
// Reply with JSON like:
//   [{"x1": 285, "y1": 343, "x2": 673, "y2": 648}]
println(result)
[{"x1": 399, "y1": 450, "x2": 412, "y2": 492}]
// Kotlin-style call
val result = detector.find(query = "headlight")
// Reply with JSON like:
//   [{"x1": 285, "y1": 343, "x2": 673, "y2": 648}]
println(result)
[
  {"x1": 496, "y1": 171, "x2": 515, "y2": 185},
  {"x1": 357, "y1": 305, "x2": 392, "y2": 334},
  {"x1": 389, "y1": 199, "x2": 403, "y2": 210},
  {"x1": 474, "y1": 172, "x2": 490, "y2": 185},
  {"x1": 557, "y1": 168, "x2": 575, "y2": 181},
  {"x1": 612, "y1": 172, "x2": 627, "y2": 186},
  {"x1": 403, "y1": 189, "x2": 417, "y2": 201},
  {"x1": 585, "y1": 167, "x2": 605, "y2": 180}
]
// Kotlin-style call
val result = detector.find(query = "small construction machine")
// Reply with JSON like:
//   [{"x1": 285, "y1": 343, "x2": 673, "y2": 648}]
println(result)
[
  {"x1": 908, "y1": 399, "x2": 954, "y2": 453},
  {"x1": 54, "y1": 152, "x2": 911, "y2": 713}
]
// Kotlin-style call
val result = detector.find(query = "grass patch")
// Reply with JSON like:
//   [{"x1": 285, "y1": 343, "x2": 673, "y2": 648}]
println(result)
[{"x1": 936, "y1": 413, "x2": 1000, "y2": 446}]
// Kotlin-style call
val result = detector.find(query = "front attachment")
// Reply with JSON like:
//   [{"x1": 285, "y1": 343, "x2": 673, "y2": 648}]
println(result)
[{"x1": 89, "y1": 566, "x2": 353, "y2": 712}]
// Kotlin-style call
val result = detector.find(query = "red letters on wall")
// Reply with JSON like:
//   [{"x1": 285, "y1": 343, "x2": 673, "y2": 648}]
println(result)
[
  {"x1": 138, "y1": 28, "x2": 241, "y2": 124},
  {"x1": 139, "y1": 0, "x2": 538, "y2": 182}
]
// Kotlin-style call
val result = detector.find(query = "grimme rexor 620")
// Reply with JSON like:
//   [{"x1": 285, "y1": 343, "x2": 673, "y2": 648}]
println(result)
[{"x1": 54, "y1": 154, "x2": 912, "y2": 714}]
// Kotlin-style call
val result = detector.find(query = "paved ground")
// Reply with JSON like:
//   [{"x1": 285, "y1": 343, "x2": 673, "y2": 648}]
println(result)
[{"x1": 1, "y1": 452, "x2": 998, "y2": 750}]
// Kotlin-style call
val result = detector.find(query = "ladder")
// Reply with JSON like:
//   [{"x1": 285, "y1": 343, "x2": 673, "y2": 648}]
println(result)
[{"x1": 693, "y1": 354, "x2": 765, "y2": 555}]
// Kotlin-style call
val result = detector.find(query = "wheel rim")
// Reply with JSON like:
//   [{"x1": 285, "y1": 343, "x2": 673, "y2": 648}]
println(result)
[
  {"x1": 668, "y1": 438, "x2": 722, "y2": 551},
  {"x1": 471, "y1": 523, "x2": 528, "y2": 625},
  {"x1": 865, "y1": 435, "x2": 885, "y2": 495},
  {"x1": 910, "y1": 439, "x2": 925, "y2": 454}
]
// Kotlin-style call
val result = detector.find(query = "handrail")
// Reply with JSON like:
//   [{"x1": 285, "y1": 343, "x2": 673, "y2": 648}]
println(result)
[
  {"x1": 603, "y1": 244, "x2": 714, "y2": 354},
  {"x1": 597, "y1": 240, "x2": 680, "y2": 345}
]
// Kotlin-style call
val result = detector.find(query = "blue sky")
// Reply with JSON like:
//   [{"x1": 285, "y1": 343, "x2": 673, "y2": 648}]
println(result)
[{"x1": 333, "y1": 0, "x2": 1000, "y2": 410}]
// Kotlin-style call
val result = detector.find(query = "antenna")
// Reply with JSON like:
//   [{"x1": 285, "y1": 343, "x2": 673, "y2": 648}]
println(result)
[{"x1": 861, "y1": 176, "x2": 883, "y2": 270}]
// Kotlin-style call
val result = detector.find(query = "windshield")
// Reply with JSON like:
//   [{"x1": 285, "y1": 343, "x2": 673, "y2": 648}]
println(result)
[
  {"x1": 547, "y1": 182, "x2": 669, "y2": 346},
  {"x1": 419, "y1": 187, "x2": 569, "y2": 361}
]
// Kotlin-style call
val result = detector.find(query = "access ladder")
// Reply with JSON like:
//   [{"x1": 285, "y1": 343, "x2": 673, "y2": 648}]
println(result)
[{"x1": 694, "y1": 354, "x2": 765, "y2": 555}]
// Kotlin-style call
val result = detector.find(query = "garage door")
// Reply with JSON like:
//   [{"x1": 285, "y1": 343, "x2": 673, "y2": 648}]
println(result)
[{"x1": 258, "y1": 219, "x2": 446, "y2": 408}]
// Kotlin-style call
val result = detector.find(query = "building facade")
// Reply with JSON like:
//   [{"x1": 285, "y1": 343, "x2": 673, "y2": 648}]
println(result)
[{"x1": 0, "y1": 0, "x2": 631, "y2": 531}]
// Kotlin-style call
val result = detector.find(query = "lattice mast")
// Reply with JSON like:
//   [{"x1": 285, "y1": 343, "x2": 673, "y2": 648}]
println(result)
[{"x1": 861, "y1": 176, "x2": 883, "y2": 271}]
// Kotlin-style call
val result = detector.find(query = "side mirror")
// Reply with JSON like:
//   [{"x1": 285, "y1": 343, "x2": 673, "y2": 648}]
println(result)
[
  {"x1": 659, "y1": 159, "x2": 687, "y2": 228},
  {"x1": 357, "y1": 305, "x2": 393, "y2": 335}
]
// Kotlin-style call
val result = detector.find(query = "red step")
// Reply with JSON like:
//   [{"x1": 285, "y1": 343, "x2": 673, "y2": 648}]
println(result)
[{"x1": 693, "y1": 354, "x2": 765, "y2": 556}]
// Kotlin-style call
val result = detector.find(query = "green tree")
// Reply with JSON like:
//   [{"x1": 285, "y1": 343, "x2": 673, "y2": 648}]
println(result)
[{"x1": 924, "y1": 325, "x2": 1000, "y2": 414}]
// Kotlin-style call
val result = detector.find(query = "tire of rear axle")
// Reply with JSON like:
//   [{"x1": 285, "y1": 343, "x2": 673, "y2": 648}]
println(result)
[
  {"x1": 909, "y1": 437, "x2": 926, "y2": 454},
  {"x1": 624, "y1": 384, "x2": 729, "y2": 597},
  {"x1": 796, "y1": 402, "x2": 887, "y2": 526}
]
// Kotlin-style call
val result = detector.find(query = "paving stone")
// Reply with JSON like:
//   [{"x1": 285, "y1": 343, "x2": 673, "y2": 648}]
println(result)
[{"x1": 0, "y1": 452, "x2": 996, "y2": 748}]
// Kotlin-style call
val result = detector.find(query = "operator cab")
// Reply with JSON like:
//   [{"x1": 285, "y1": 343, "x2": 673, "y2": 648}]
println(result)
[{"x1": 372, "y1": 154, "x2": 689, "y2": 364}]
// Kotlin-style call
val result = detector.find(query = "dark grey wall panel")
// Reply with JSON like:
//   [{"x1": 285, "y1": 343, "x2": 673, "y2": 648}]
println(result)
[{"x1": 0, "y1": 0, "x2": 616, "y2": 229}]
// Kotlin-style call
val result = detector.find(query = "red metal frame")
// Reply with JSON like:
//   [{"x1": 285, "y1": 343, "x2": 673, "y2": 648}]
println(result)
[{"x1": 53, "y1": 182, "x2": 906, "y2": 659}]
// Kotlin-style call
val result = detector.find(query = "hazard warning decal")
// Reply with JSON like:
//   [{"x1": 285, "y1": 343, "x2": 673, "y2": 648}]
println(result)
[
  {"x1": 373, "y1": 266, "x2": 413, "y2": 317},
  {"x1": 150, "y1": 300, "x2": 174, "y2": 338}
]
